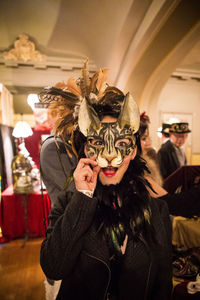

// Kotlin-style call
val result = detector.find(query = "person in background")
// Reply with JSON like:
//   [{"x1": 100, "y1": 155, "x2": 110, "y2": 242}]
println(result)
[
  {"x1": 157, "y1": 122, "x2": 191, "y2": 180},
  {"x1": 138, "y1": 115, "x2": 200, "y2": 219},
  {"x1": 160, "y1": 123, "x2": 170, "y2": 144},
  {"x1": 40, "y1": 62, "x2": 172, "y2": 300},
  {"x1": 39, "y1": 85, "x2": 78, "y2": 208},
  {"x1": 139, "y1": 112, "x2": 163, "y2": 187},
  {"x1": 39, "y1": 84, "x2": 78, "y2": 300}
]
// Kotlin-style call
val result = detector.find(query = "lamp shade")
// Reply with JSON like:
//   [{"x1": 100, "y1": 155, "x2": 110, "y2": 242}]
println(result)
[{"x1": 12, "y1": 121, "x2": 33, "y2": 138}]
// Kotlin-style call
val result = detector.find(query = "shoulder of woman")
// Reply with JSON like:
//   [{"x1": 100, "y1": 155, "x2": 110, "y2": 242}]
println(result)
[
  {"x1": 149, "y1": 197, "x2": 172, "y2": 242},
  {"x1": 149, "y1": 197, "x2": 170, "y2": 217}
]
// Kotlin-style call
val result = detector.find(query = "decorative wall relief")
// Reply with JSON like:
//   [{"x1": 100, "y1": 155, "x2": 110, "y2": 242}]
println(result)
[{"x1": 3, "y1": 34, "x2": 46, "y2": 62}]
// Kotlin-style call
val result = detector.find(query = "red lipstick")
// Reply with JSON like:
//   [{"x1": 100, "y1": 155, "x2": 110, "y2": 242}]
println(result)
[{"x1": 101, "y1": 166, "x2": 118, "y2": 177}]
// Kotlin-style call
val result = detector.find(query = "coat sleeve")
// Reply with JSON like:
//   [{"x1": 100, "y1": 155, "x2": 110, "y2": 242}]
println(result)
[
  {"x1": 151, "y1": 198, "x2": 173, "y2": 300},
  {"x1": 40, "y1": 138, "x2": 77, "y2": 205},
  {"x1": 40, "y1": 189, "x2": 98, "y2": 280},
  {"x1": 157, "y1": 148, "x2": 169, "y2": 180}
]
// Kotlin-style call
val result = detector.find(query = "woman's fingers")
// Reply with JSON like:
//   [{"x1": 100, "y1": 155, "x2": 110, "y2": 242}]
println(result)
[
  {"x1": 75, "y1": 165, "x2": 93, "y2": 179},
  {"x1": 78, "y1": 158, "x2": 98, "y2": 169},
  {"x1": 82, "y1": 167, "x2": 93, "y2": 182},
  {"x1": 93, "y1": 165, "x2": 100, "y2": 179},
  {"x1": 73, "y1": 157, "x2": 99, "y2": 191}
]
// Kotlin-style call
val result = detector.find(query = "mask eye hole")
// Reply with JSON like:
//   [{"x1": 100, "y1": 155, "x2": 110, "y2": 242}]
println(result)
[
  {"x1": 115, "y1": 138, "x2": 130, "y2": 148},
  {"x1": 88, "y1": 138, "x2": 104, "y2": 148}
]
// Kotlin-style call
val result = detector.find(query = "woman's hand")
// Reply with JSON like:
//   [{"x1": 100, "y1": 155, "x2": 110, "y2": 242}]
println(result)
[{"x1": 73, "y1": 157, "x2": 100, "y2": 192}]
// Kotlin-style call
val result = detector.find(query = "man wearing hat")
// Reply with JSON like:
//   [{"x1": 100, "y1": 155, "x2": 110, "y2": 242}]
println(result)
[
  {"x1": 160, "y1": 123, "x2": 170, "y2": 144},
  {"x1": 157, "y1": 122, "x2": 191, "y2": 179}
]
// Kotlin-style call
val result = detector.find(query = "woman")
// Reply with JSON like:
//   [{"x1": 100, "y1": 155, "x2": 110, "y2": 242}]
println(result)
[
  {"x1": 139, "y1": 112, "x2": 164, "y2": 189},
  {"x1": 40, "y1": 63, "x2": 172, "y2": 300},
  {"x1": 138, "y1": 112, "x2": 200, "y2": 218}
]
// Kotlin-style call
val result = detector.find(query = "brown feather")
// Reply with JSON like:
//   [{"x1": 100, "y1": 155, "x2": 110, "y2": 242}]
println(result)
[
  {"x1": 104, "y1": 86, "x2": 124, "y2": 96},
  {"x1": 96, "y1": 68, "x2": 109, "y2": 98},
  {"x1": 89, "y1": 71, "x2": 99, "y2": 94},
  {"x1": 80, "y1": 59, "x2": 90, "y2": 97},
  {"x1": 99, "y1": 86, "x2": 124, "y2": 106},
  {"x1": 67, "y1": 77, "x2": 81, "y2": 97},
  {"x1": 55, "y1": 81, "x2": 68, "y2": 90}
]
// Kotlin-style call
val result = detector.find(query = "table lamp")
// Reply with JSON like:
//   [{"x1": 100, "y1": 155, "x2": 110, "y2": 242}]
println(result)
[{"x1": 12, "y1": 116, "x2": 34, "y2": 194}]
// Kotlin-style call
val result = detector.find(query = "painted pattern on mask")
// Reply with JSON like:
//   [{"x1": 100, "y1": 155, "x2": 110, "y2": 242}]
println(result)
[{"x1": 86, "y1": 122, "x2": 136, "y2": 168}]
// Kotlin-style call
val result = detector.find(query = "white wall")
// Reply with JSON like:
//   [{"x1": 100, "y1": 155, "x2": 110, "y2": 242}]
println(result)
[{"x1": 153, "y1": 77, "x2": 200, "y2": 160}]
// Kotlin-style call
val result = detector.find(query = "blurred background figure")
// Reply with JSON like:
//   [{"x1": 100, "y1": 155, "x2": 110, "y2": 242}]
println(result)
[
  {"x1": 39, "y1": 85, "x2": 78, "y2": 208},
  {"x1": 157, "y1": 122, "x2": 191, "y2": 180},
  {"x1": 139, "y1": 112, "x2": 163, "y2": 187},
  {"x1": 139, "y1": 113, "x2": 200, "y2": 219},
  {"x1": 39, "y1": 85, "x2": 78, "y2": 300},
  {"x1": 159, "y1": 123, "x2": 171, "y2": 144}
]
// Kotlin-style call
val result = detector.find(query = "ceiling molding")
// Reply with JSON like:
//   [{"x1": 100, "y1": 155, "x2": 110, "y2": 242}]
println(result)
[
  {"x1": 172, "y1": 68, "x2": 200, "y2": 80},
  {"x1": 0, "y1": 54, "x2": 97, "y2": 94},
  {"x1": 0, "y1": 54, "x2": 96, "y2": 71}
]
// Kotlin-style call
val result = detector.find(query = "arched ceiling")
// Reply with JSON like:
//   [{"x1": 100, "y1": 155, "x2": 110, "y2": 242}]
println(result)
[{"x1": 0, "y1": 0, "x2": 200, "y2": 113}]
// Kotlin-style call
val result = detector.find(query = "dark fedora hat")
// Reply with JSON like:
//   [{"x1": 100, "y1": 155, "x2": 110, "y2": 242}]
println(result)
[
  {"x1": 169, "y1": 122, "x2": 191, "y2": 134},
  {"x1": 161, "y1": 123, "x2": 171, "y2": 134}
]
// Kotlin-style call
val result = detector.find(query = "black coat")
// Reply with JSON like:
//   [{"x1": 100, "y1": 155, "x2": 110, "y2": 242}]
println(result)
[
  {"x1": 40, "y1": 135, "x2": 77, "y2": 206},
  {"x1": 40, "y1": 185, "x2": 172, "y2": 300},
  {"x1": 157, "y1": 140, "x2": 181, "y2": 180}
]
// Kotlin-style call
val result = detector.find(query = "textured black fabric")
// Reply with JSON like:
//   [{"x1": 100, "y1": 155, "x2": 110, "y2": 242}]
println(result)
[
  {"x1": 40, "y1": 188, "x2": 172, "y2": 300},
  {"x1": 157, "y1": 140, "x2": 180, "y2": 179},
  {"x1": 160, "y1": 185, "x2": 200, "y2": 218}
]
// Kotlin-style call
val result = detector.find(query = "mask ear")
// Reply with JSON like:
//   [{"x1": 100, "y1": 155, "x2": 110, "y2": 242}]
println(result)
[
  {"x1": 78, "y1": 97, "x2": 101, "y2": 136},
  {"x1": 118, "y1": 93, "x2": 140, "y2": 134}
]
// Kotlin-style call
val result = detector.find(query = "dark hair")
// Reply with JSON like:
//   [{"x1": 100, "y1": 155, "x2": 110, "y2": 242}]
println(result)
[
  {"x1": 73, "y1": 128, "x2": 87, "y2": 158},
  {"x1": 139, "y1": 119, "x2": 149, "y2": 137}
]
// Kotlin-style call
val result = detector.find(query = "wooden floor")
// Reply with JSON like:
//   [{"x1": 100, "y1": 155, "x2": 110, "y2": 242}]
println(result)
[
  {"x1": 0, "y1": 237, "x2": 46, "y2": 300},
  {"x1": 0, "y1": 235, "x2": 183, "y2": 300}
]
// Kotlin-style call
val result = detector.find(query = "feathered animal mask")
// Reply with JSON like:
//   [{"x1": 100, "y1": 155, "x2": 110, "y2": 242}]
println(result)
[{"x1": 39, "y1": 59, "x2": 140, "y2": 154}]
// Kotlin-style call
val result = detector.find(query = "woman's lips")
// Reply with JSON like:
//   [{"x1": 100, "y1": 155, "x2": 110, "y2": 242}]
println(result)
[{"x1": 101, "y1": 166, "x2": 118, "y2": 177}]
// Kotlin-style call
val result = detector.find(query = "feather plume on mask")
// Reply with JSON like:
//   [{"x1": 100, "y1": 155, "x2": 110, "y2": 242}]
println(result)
[
  {"x1": 96, "y1": 68, "x2": 109, "y2": 99},
  {"x1": 38, "y1": 59, "x2": 126, "y2": 157},
  {"x1": 66, "y1": 77, "x2": 82, "y2": 97},
  {"x1": 79, "y1": 59, "x2": 90, "y2": 98}
]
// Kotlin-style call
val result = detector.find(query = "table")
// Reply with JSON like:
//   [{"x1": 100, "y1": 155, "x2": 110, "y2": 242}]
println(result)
[
  {"x1": 172, "y1": 216, "x2": 200, "y2": 250},
  {"x1": 0, "y1": 185, "x2": 51, "y2": 240}
]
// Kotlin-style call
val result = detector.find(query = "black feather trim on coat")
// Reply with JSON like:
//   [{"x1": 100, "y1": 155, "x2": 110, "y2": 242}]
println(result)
[{"x1": 94, "y1": 155, "x2": 157, "y2": 256}]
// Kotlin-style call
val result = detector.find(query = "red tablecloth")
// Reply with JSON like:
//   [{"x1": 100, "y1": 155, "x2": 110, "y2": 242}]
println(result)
[
  {"x1": 0, "y1": 185, "x2": 51, "y2": 240},
  {"x1": 172, "y1": 280, "x2": 200, "y2": 299}
]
